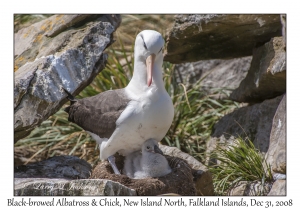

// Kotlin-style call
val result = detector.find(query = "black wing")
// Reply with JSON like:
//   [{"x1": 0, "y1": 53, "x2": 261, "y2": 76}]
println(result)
[{"x1": 65, "y1": 89, "x2": 130, "y2": 138}]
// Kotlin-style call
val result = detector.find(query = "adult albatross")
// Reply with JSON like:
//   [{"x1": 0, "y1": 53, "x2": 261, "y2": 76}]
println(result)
[{"x1": 64, "y1": 30, "x2": 174, "y2": 174}]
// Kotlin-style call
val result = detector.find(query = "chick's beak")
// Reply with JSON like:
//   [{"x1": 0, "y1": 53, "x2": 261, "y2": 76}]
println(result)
[
  {"x1": 146, "y1": 54, "x2": 156, "y2": 87},
  {"x1": 154, "y1": 145, "x2": 163, "y2": 155}
]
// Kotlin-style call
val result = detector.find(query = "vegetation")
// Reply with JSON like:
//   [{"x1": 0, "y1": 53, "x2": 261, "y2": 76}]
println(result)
[{"x1": 209, "y1": 137, "x2": 273, "y2": 195}]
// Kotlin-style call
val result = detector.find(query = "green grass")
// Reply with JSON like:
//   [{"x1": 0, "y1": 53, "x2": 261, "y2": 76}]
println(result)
[
  {"x1": 208, "y1": 137, "x2": 273, "y2": 195},
  {"x1": 14, "y1": 109, "x2": 99, "y2": 166}
]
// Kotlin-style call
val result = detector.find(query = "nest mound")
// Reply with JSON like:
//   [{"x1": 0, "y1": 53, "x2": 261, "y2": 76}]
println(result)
[{"x1": 90, "y1": 153, "x2": 196, "y2": 195}]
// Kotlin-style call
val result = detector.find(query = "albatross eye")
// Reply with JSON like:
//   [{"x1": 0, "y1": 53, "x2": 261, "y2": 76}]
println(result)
[
  {"x1": 143, "y1": 42, "x2": 148, "y2": 50},
  {"x1": 140, "y1": 34, "x2": 148, "y2": 50},
  {"x1": 158, "y1": 47, "x2": 163, "y2": 53},
  {"x1": 146, "y1": 146, "x2": 150, "y2": 149}
]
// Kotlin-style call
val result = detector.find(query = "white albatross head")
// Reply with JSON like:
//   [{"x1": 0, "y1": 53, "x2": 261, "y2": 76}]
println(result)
[
  {"x1": 126, "y1": 30, "x2": 165, "y2": 90},
  {"x1": 134, "y1": 30, "x2": 165, "y2": 86}
]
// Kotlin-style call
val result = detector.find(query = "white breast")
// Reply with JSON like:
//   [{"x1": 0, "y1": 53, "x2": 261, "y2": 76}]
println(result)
[{"x1": 99, "y1": 87, "x2": 174, "y2": 159}]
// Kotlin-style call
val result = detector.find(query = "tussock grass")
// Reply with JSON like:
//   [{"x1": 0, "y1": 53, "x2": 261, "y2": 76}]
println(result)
[
  {"x1": 209, "y1": 137, "x2": 273, "y2": 195},
  {"x1": 14, "y1": 109, "x2": 99, "y2": 166}
]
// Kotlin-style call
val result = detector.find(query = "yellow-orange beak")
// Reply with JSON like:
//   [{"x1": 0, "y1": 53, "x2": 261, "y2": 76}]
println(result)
[{"x1": 146, "y1": 54, "x2": 156, "y2": 87}]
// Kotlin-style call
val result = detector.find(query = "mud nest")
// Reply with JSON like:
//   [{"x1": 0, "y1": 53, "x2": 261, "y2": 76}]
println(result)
[{"x1": 89, "y1": 153, "x2": 196, "y2": 196}]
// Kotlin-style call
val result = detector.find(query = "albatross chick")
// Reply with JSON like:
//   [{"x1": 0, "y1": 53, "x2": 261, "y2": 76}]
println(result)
[{"x1": 123, "y1": 139, "x2": 172, "y2": 179}]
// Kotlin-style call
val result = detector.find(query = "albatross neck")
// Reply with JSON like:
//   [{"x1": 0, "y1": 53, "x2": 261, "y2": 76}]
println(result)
[{"x1": 126, "y1": 58, "x2": 165, "y2": 95}]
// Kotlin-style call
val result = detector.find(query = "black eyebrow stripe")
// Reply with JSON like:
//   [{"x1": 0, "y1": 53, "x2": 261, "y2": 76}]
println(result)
[
  {"x1": 158, "y1": 47, "x2": 163, "y2": 53},
  {"x1": 140, "y1": 34, "x2": 148, "y2": 50}
]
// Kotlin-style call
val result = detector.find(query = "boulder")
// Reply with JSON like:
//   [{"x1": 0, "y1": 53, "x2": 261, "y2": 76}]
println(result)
[
  {"x1": 14, "y1": 14, "x2": 121, "y2": 142},
  {"x1": 174, "y1": 56, "x2": 252, "y2": 92},
  {"x1": 207, "y1": 94, "x2": 284, "y2": 155},
  {"x1": 14, "y1": 155, "x2": 136, "y2": 196},
  {"x1": 14, "y1": 155, "x2": 92, "y2": 179},
  {"x1": 229, "y1": 181, "x2": 272, "y2": 196},
  {"x1": 265, "y1": 94, "x2": 286, "y2": 174},
  {"x1": 267, "y1": 179, "x2": 286, "y2": 196},
  {"x1": 14, "y1": 178, "x2": 136, "y2": 196},
  {"x1": 164, "y1": 14, "x2": 282, "y2": 63},
  {"x1": 14, "y1": 15, "x2": 52, "y2": 33},
  {"x1": 230, "y1": 37, "x2": 286, "y2": 103},
  {"x1": 280, "y1": 15, "x2": 286, "y2": 48}
]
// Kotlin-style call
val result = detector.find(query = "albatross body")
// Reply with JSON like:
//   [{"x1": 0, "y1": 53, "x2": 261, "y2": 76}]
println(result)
[{"x1": 64, "y1": 30, "x2": 174, "y2": 174}]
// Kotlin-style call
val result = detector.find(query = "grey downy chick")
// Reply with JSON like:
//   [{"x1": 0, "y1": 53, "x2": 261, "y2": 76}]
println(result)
[{"x1": 123, "y1": 139, "x2": 172, "y2": 179}]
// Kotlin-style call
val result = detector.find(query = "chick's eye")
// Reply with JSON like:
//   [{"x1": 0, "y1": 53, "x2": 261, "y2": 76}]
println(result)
[{"x1": 146, "y1": 146, "x2": 150, "y2": 149}]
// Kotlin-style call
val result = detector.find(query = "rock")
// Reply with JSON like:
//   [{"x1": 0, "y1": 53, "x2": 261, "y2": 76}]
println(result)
[
  {"x1": 229, "y1": 181, "x2": 272, "y2": 196},
  {"x1": 14, "y1": 155, "x2": 136, "y2": 196},
  {"x1": 280, "y1": 15, "x2": 286, "y2": 48},
  {"x1": 228, "y1": 181, "x2": 248, "y2": 196},
  {"x1": 273, "y1": 173, "x2": 286, "y2": 180},
  {"x1": 14, "y1": 14, "x2": 120, "y2": 69},
  {"x1": 268, "y1": 180, "x2": 286, "y2": 195},
  {"x1": 14, "y1": 15, "x2": 52, "y2": 33},
  {"x1": 174, "y1": 56, "x2": 252, "y2": 92},
  {"x1": 14, "y1": 178, "x2": 136, "y2": 196},
  {"x1": 230, "y1": 37, "x2": 286, "y2": 103},
  {"x1": 14, "y1": 14, "x2": 121, "y2": 142},
  {"x1": 160, "y1": 145, "x2": 214, "y2": 196},
  {"x1": 90, "y1": 152, "x2": 197, "y2": 196},
  {"x1": 14, "y1": 155, "x2": 92, "y2": 179},
  {"x1": 265, "y1": 94, "x2": 286, "y2": 174},
  {"x1": 207, "y1": 94, "x2": 284, "y2": 154},
  {"x1": 164, "y1": 14, "x2": 282, "y2": 63}
]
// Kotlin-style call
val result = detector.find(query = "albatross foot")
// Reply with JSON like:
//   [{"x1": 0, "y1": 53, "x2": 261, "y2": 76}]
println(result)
[{"x1": 107, "y1": 155, "x2": 121, "y2": 175}]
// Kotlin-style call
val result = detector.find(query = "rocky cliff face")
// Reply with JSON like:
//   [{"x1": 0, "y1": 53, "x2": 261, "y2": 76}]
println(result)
[
  {"x1": 14, "y1": 15, "x2": 121, "y2": 141},
  {"x1": 164, "y1": 14, "x2": 282, "y2": 63},
  {"x1": 165, "y1": 14, "x2": 286, "y2": 196}
]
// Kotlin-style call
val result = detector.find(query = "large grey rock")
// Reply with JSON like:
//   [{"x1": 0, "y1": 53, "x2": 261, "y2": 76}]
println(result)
[
  {"x1": 14, "y1": 155, "x2": 92, "y2": 179},
  {"x1": 160, "y1": 145, "x2": 214, "y2": 196},
  {"x1": 268, "y1": 180, "x2": 286, "y2": 195},
  {"x1": 14, "y1": 155, "x2": 137, "y2": 196},
  {"x1": 207, "y1": 94, "x2": 284, "y2": 155},
  {"x1": 230, "y1": 37, "x2": 286, "y2": 103},
  {"x1": 265, "y1": 94, "x2": 286, "y2": 174},
  {"x1": 174, "y1": 56, "x2": 252, "y2": 92},
  {"x1": 14, "y1": 178, "x2": 136, "y2": 196},
  {"x1": 14, "y1": 15, "x2": 52, "y2": 33},
  {"x1": 229, "y1": 181, "x2": 272, "y2": 196},
  {"x1": 164, "y1": 14, "x2": 282, "y2": 63},
  {"x1": 14, "y1": 14, "x2": 121, "y2": 141}
]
